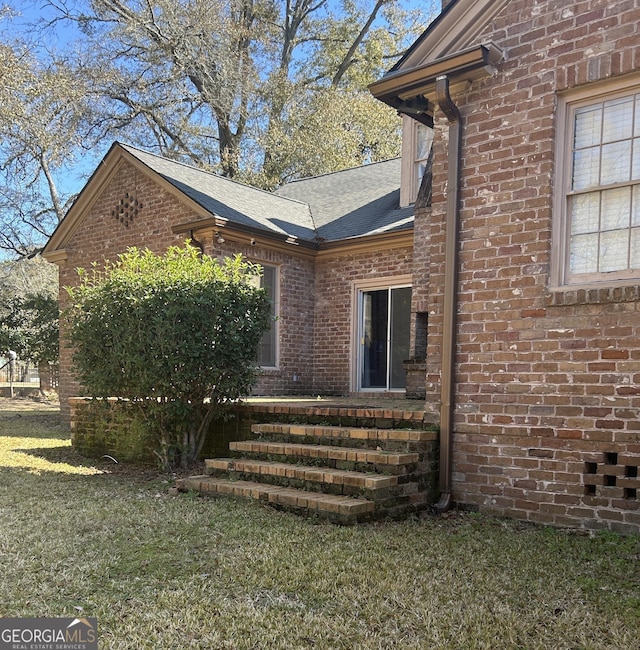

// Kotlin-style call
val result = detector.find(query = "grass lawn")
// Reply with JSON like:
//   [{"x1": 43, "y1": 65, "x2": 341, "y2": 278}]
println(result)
[{"x1": 0, "y1": 399, "x2": 638, "y2": 649}]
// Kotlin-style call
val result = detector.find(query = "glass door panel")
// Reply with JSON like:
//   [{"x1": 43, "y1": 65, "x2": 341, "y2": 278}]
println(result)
[
  {"x1": 390, "y1": 287, "x2": 411, "y2": 389},
  {"x1": 361, "y1": 289, "x2": 388, "y2": 389},
  {"x1": 358, "y1": 286, "x2": 411, "y2": 391}
]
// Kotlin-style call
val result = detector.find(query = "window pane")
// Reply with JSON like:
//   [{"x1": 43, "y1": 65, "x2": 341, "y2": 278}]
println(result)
[
  {"x1": 632, "y1": 138, "x2": 640, "y2": 180},
  {"x1": 600, "y1": 229, "x2": 629, "y2": 272},
  {"x1": 571, "y1": 192, "x2": 600, "y2": 234},
  {"x1": 574, "y1": 106, "x2": 602, "y2": 148},
  {"x1": 416, "y1": 124, "x2": 432, "y2": 161},
  {"x1": 602, "y1": 98, "x2": 633, "y2": 143},
  {"x1": 601, "y1": 186, "x2": 631, "y2": 231},
  {"x1": 630, "y1": 227, "x2": 640, "y2": 266},
  {"x1": 258, "y1": 266, "x2": 276, "y2": 367},
  {"x1": 600, "y1": 140, "x2": 631, "y2": 184},
  {"x1": 570, "y1": 233, "x2": 598, "y2": 274},
  {"x1": 390, "y1": 287, "x2": 411, "y2": 390},
  {"x1": 633, "y1": 185, "x2": 640, "y2": 227},
  {"x1": 573, "y1": 147, "x2": 600, "y2": 190},
  {"x1": 417, "y1": 161, "x2": 427, "y2": 187}
]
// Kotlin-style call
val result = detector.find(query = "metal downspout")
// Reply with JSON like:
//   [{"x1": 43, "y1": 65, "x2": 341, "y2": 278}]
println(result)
[{"x1": 434, "y1": 75, "x2": 461, "y2": 513}]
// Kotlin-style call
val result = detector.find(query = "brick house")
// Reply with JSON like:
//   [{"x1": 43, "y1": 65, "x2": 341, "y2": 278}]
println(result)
[
  {"x1": 44, "y1": 0, "x2": 640, "y2": 531},
  {"x1": 43, "y1": 143, "x2": 416, "y2": 423},
  {"x1": 368, "y1": 0, "x2": 640, "y2": 531}
]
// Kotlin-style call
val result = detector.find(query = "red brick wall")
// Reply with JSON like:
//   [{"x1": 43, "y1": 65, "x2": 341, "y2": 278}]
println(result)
[
  {"x1": 314, "y1": 241, "x2": 413, "y2": 394},
  {"x1": 425, "y1": 0, "x2": 640, "y2": 532},
  {"x1": 206, "y1": 239, "x2": 316, "y2": 395},
  {"x1": 58, "y1": 159, "x2": 318, "y2": 420},
  {"x1": 57, "y1": 157, "x2": 416, "y2": 422},
  {"x1": 58, "y1": 160, "x2": 186, "y2": 422}
]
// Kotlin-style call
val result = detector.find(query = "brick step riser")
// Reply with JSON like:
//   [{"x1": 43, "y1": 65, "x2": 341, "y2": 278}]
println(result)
[
  {"x1": 252, "y1": 433, "x2": 430, "y2": 453},
  {"x1": 206, "y1": 468, "x2": 424, "y2": 501},
  {"x1": 177, "y1": 476, "x2": 432, "y2": 523},
  {"x1": 228, "y1": 450, "x2": 428, "y2": 476},
  {"x1": 208, "y1": 463, "x2": 437, "y2": 494},
  {"x1": 251, "y1": 423, "x2": 437, "y2": 443},
  {"x1": 383, "y1": 495, "x2": 433, "y2": 520},
  {"x1": 205, "y1": 459, "x2": 399, "y2": 487},
  {"x1": 175, "y1": 477, "x2": 375, "y2": 525},
  {"x1": 230, "y1": 441, "x2": 423, "y2": 465}
]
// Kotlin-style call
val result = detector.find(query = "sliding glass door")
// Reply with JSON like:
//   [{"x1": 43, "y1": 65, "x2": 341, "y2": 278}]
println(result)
[{"x1": 358, "y1": 286, "x2": 411, "y2": 391}]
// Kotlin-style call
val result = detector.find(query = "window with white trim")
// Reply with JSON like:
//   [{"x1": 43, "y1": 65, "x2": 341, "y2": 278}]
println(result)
[
  {"x1": 555, "y1": 83, "x2": 640, "y2": 286},
  {"x1": 400, "y1": 116, "x2": 434, "y2": 207},
  {"x1": 415, "y1": 122, "x2": 432, "y2": 192},
  {"x1": 250, "y1": 264, "x2": 278, "y2": 367}
]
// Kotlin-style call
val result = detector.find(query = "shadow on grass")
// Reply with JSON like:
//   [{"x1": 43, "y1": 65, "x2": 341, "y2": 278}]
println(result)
[{"x1": 0, "y1": 406, "x2": 185, "y2": 481}]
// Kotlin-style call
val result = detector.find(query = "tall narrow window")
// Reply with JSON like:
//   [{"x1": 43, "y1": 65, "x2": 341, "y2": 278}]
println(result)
[
  {"x1": 257, "y1": 265, "x2": 277, "y2": 367},
  {"x1": 415, "y1": 123, "x2": 433, "y2": 193},
  {"x1": 555, "y1": 84, "x2": 640, "y2": 286},
  {"x1": 400, "y1": 116, "x2": 434, "y2": 207}
]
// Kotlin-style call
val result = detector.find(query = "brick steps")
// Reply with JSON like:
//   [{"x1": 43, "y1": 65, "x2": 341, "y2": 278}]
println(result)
[
  {"x1": 175, "y1": 476, "x2": 375, "y2": 524},
  {"x1": 252, "y1": 423, "x2": 436, "y2": 450},
  {"x1": 205, "y1": 458, "x2": 398, "y2": 499},
  {"x1": 230, "y1": 440, "x2": 419, "y2": 467},
  {"x1": 177, "y1": 417, "x2": 438, "y2": 524},
  {"x1": 207, "y1": 458, "x2": 398, "y2": 488}
]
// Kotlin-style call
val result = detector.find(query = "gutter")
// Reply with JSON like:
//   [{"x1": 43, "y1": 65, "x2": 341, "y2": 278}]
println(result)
[
  {"x1": 434, "y1": 75, "x2": 462, "y2": 513},
  {"x1": 369, "y1": 40, "x2": 502, "y2": 514}
]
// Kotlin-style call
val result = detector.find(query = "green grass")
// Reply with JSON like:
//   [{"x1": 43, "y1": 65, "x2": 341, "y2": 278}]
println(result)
[{"x1": 0, "y1": 402, "x2": 639, "y2": 649}]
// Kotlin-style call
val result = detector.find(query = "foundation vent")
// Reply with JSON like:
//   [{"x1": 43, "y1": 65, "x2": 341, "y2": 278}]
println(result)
[{"x1": 584, "y1": 453, "x2": 639, "y2": 501}]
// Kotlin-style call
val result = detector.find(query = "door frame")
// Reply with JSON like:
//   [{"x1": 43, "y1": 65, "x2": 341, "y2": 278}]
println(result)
[{"x1": 350, "y1": 275, "x2": 412, "y2": 393}]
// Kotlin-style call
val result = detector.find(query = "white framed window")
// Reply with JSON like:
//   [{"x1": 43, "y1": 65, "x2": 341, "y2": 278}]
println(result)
[
  {"x1": 350, "y1": 275, "x2": 412, "y2": 392},
  {"x1": 400, "y1": 116, "x2": 434, "y2": 207},
  {"x1": 553, "y1": 79, "x2": 640, "y2": 288}
]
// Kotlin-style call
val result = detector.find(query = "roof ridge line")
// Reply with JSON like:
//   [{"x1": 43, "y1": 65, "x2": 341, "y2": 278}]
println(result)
[
  {"x1": 280, "y1": 157, "x2": 401, "y2": 185},
  {"x1": 118, "y1": 141, "x2": 310, "y2": 209}
]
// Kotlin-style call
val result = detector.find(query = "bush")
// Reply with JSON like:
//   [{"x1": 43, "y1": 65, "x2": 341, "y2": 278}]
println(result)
[{"x1": 65, "y1": 245, "x2": 271, "y2": 469}]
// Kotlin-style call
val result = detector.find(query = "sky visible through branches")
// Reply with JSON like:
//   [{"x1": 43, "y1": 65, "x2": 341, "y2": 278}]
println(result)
[{"x1": 0, "y1": 0, "x2": 436, "y2": 258}]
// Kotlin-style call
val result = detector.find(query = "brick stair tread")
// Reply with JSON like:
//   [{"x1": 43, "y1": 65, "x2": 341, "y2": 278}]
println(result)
[
  {"x1": 206, "y1": 458, "x2": 398, "y2": 489},
  {"x1": 252, "y1": 423, "x2": 436, "y2": 443},
  {"x1": 176, "y1": 476, "x2": 375, "y2": 516},
  {"x1": 230, "y1": 440, "x2": 419, "y2": 465}
]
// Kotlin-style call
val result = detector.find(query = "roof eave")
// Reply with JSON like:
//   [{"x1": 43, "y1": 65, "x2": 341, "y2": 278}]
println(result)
[
  {"x1": 173, "y1": 216, "x2": 320, "y2": 257},
  {"x1": 317, "y1": 227, "x2": 413, "y2": 258},
  {"x1": 369, "y1": 43, "x2": 503, "y2": 123}
]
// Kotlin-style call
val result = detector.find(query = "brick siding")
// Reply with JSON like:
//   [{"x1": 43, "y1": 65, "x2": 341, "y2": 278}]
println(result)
[
  {"x1": 205, "y1": 238, "x2": 316, "y2": 396},
  {"x1": 57, "y1": 158, "x2": 414, "y2": 423},
  {"x1": 58, "y1": 160, "x2": 186, "y2": 423},
  {"x1": 425, "y1": 0, "x2": 640, "y2": 532}
]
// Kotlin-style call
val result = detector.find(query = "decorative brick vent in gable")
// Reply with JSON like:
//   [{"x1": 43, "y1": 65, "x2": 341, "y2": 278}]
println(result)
[
  {"x1": 111, "y1": 192, "x2": 143, "y2": 228},
  {"x1": 584, "y1": 452, "x2": 640, "y2": 502}
]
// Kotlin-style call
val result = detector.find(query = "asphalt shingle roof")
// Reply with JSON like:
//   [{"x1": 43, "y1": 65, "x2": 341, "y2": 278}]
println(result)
[
  {"x1": 274, "y1": 159, "x2": 414, "y2": 242},
  {"x1": 122, "y1": 144, "x2": 413, "y2": 245}
]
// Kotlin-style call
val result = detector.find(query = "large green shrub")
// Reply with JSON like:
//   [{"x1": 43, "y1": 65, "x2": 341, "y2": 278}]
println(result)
[{"x1": 65, "y1": 245, "x2": 271, "y2": 469}]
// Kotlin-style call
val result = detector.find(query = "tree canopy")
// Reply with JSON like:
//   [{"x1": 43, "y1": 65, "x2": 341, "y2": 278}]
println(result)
[
  {"x1": 0, "y1": 0, "x2": 437, "y2": 256},
  {"x1": 0, "y1": 257, "x2": 59, "y2": 363}
]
